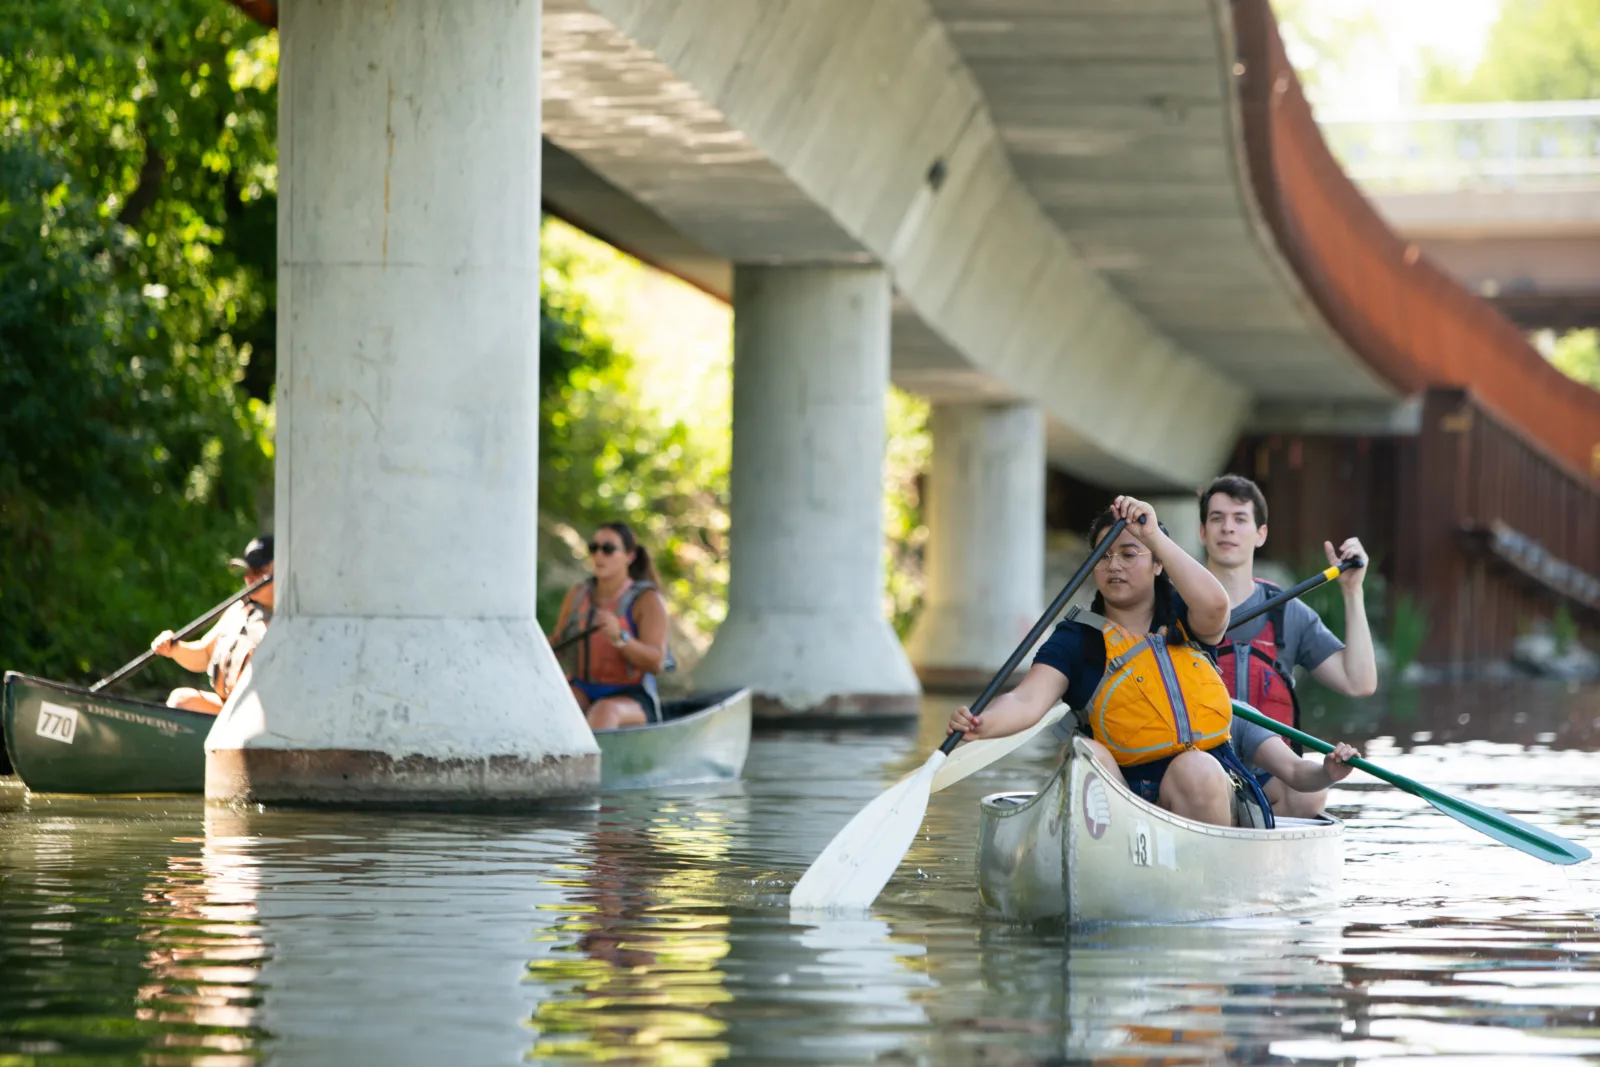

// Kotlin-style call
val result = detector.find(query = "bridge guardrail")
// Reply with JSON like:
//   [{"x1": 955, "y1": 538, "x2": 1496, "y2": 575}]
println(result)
[{"x1": 1317, "y1": 100, "x2": 1600, "y2": 191}]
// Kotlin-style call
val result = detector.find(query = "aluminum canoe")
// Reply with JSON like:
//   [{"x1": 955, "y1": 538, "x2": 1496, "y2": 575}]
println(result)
[
  {"x1": 976, "y1": 735, "x2": 1343, "y2": 924},
  {"x1": 595, "y1": 687, "x2": 752, "y2": 790}
]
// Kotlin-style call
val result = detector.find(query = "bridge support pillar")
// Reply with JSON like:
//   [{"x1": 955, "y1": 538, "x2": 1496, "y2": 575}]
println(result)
[
  {"x1": 206, "y1": 0, "x2": 599, "y2": 807},
  {"x1": 1146, "y1": 493, "x2": 1206, "y2": 562},
  {"x1": 907, "y1": 403, "x2": 1045, "y2": 691},
  {"x1": 692, "y1": 265, "x2": 920, "y2": 721}
]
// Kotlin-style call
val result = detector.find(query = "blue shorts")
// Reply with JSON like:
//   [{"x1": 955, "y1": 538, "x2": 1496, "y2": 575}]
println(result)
[
  {"x1": 1121, "y1": 753, "x2": 1179, "y2": 803},
  {"x1": 1120, "y1": 743, "x2": 1252, "y2": 804},
  {"x1": 570, "y1": 680, "x2": 661, "y2": 722}
]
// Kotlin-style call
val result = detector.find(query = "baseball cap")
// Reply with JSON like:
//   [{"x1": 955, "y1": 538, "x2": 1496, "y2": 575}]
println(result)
[{"x1": 229, "y1": 535, "x2": 274, "y2": 571}]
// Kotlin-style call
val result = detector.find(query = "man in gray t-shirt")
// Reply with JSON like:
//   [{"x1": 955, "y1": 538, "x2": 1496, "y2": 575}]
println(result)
[
  {"x1": 1226, "y1": 583, "x2": 1346, "y2": 680},
  {"x1": 1198, "y1": 475, "x2": 1377, "y2": 818}
]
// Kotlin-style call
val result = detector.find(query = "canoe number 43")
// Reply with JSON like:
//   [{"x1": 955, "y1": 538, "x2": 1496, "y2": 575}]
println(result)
[{"x1": 35, "y1": 702, "x2": 79, "y2": 745}]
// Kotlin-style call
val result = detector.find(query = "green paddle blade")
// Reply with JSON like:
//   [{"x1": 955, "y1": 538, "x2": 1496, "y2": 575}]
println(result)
[{"x1": 1232, "y1": 702, "x2": 1591, "y2": 867}]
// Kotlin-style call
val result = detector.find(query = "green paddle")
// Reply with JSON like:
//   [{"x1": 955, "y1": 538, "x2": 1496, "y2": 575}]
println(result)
[{"x1": 1232, "y1": 701, "x2": 1591, "y2": 866}]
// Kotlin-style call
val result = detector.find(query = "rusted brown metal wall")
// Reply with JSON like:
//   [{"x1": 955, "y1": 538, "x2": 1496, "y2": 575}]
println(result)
[
  {"x1": 1229, "y1": 433, "x2": 1400, "y2": 578},
  {"x1": 1399, "y1": 391, "x2": 1600, "y2": 664},
  {"x1": 1233, "y1": 1, "x2": 1600, "y2": 482},
  {"x1": 1242, "y1": 391, "x2": 1600, "y2": 666}
]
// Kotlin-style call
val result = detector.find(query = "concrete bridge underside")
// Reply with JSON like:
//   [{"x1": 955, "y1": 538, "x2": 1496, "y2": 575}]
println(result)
[{"x1": 541, "y1": 0, "x2": 1411, "y2": 491}]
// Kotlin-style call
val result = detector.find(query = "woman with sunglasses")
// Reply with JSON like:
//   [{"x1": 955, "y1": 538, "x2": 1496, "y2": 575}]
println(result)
[
  {"x1": 553, "y1": 522, "x2": 672, "y2": 730},
  {"x1": 947, "y1": 496, "x2": 1248, "y2": 826}
]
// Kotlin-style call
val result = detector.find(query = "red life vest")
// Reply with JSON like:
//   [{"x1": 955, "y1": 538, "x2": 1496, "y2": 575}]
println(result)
[{"x1": 1215, "y1": 579, "x2": 1300, "y2": 729}]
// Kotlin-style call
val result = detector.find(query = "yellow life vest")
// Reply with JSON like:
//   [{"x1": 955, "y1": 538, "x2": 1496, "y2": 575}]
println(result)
[{"x1": 1068, "y1": 607, "x2": 1233, "y2": 767}]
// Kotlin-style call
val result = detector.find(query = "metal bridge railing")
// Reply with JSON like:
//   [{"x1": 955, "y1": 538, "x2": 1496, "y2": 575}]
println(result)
[{"x1": 1315, "y1": 100, "x2": 1600, "y2": 191}]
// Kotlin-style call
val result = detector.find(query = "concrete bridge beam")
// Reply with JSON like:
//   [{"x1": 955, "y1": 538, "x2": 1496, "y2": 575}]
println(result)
[
  {"x1": 690, "y1": 265, "x2": 921, "y2": 720},
  {"x1": 907, "y1": 403, "x2": 1045, "y2": 690},
  {"x1": 207, "y1": 0, "x2": 600, "y2": 807}
]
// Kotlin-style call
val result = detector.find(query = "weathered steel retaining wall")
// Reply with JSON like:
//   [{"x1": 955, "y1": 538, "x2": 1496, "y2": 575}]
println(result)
[{"x1": 1240, "y1": 391, "x2": 1600, "y2": 668}]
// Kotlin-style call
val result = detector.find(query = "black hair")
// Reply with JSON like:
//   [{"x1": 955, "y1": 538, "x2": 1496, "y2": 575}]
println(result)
[
  {"x1": 1086, "y1": 508, "x2": 1181, "y2": 634},
  {"x1": 1199, "y1": 474, "x2": 1268, "y2": 529},
  {"x1": 597, "y1": 522, "x2": 663, "y2": 589}
]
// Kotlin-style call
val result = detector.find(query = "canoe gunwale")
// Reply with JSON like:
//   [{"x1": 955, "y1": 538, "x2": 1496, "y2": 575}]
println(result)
[
  {"x1": 978, "y1": 737, "x2": 1342, "y2": 845},
  {"x1": 591, "y1": 687, "x2": 750, "y2": 739},
  {"x1": 4, "y1": 671, "x2": 208, "y2": 721}
]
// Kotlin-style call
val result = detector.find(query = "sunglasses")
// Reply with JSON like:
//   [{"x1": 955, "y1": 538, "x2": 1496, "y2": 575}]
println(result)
[{"x1": 588, "y1": 541, "x2": 623, "y2": 556}]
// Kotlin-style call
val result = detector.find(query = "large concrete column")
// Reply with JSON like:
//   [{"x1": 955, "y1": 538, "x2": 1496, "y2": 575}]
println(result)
[
  {"x1": 692, "y1": 266, "x2": 920, "y2": 720},
  {"x1": 907, "y1": 403, "x2": 1045, "y2": 690},
  {"x1": 207, "y1": 0, "x2": 600, "y2": 806},
  {"x1": 1147, "y1": 494, "x2": 1205, "y2": 563}
]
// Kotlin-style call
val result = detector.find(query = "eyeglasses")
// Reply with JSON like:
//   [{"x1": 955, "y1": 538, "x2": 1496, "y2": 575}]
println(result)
[
  {"x1": 1093, "y1": 546, "x2": 1149, "y2": 568},
  {"x1": 588, "y1": 541, "x2": 622, "y2": 556}
]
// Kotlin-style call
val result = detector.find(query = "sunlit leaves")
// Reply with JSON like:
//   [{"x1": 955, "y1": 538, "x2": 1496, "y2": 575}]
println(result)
[
  {"x1": 1422, "y1": 0, "x2": 1600, "y2": 103},
  {"x1": 0, "y1": 0, "x2": 275, "y2": 684}
]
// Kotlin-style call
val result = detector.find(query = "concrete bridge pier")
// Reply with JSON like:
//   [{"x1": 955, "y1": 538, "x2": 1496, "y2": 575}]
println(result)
[
  {"x1": 907, "y1": 403, "x2": 1045, "y2": 691},
  {"x1": 691, "y1": 266, "x2": 920, "y2": 721},
  {"x1": 206, "y1": 0, "x2": 600, "y2": 807}
]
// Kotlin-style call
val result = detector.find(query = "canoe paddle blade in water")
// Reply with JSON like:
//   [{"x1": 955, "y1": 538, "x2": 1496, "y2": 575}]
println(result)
[
  {"x1": 1403, "y1": 775, "x2": 1591, "y2": 866},
  {"x1": 1231, "y1": 702, "x2": 1590, "y2": 867},
  {"x1": 789, "y1": 751, "x2": 947, "y2": 911}
]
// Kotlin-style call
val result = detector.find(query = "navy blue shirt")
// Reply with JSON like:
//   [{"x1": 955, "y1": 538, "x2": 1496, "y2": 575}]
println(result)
[{"x1": 1034, "y1": 597, "x2": 1215, "y2": 710}]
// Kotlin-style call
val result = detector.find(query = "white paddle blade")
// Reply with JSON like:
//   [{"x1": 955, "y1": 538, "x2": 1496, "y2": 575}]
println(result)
[
  {"x1": 930, "y1": 704, "x2": 1070, "y2": 794},
  {"x1": 789, "y1": 751, "x2": 947, "y2": 912}
]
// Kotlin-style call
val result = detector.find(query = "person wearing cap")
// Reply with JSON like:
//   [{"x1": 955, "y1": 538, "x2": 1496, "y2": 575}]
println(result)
[{"x1": 150, "y1": 535, "x2": 275, "y2": 714}]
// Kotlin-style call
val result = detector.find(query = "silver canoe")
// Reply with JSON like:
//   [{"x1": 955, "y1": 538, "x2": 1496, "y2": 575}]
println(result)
[
  {"x1": 977, "y1": 736, "x2": 1343, "y2": 924},
  {"x1": 595, "y1": 688, "x2": 752, "y2": 790}
]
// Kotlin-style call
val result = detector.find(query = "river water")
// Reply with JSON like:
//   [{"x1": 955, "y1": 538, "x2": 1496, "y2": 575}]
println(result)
[{"x1": 2, "y1": 683, "x2": 1598, "y2": 1066}]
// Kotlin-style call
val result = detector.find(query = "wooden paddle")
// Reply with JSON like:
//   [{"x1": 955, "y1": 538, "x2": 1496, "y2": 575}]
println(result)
[
  {"x1": 90, "y1": 576, "x2": 274, "y2": 693},
  {"x1": 789, "y1": 517, "x2": 1135, "y2": 910},
  {"x1": 1232, "y1": 702, "x2": 1591, "y2": 866}
]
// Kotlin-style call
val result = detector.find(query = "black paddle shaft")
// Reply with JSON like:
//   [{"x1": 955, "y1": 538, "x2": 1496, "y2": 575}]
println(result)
[
  {"x1": 90, "y1": 576, "x2": 274, "y2": 693},
  {"x1": 551, "y1": 624, "x2": 600, "y2": 654},
  {"x1": 939, "y1": 516, "x2": 1138, "y2": 756},
  {"x1": 1223, "y1": 555, "x2": 1365, "y2": 635}
]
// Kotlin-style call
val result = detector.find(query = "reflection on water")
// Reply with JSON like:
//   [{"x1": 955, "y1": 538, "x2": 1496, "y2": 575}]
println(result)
[{"x1": 1, "y1": 682, "x2": 1598, "y2": 1065}]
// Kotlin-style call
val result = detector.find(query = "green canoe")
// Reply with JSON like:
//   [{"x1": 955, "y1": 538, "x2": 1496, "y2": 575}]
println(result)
[
  {"x1": 2, "y1": 671, "x2": 752, "y2": 796},
  {"x1": 1, "y1": 671, "x2": 212, "y2": 795}
]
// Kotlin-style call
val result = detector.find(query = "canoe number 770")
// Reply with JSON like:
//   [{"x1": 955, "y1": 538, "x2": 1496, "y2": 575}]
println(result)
[{"x1": 35, "y1": 703, "x2": 79, "y2": 745}]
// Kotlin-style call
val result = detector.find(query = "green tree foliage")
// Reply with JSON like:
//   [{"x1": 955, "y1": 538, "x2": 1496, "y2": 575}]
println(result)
[
  {"x1": 883, "y1": 389, "x2": 930, "y2": 638},
  {"x1": 535, "y1": 228, "x2": 731, "y2": 640},
  {"x1": 1422, "y1": 0, "x2": 1600, "y2": 102},
  {"x1": 1273, "y1": 0, "x2": 1382, "y2": 103},
  {"x1": 1419, "y1": 1, "x2": 1600, "y2": 396},
  {"x1": 1549, "y1": 329, "x2": 1600, "y2": 389},
  {"x1": 0, "y1": 1, "x2": 276, "y2": 689}
]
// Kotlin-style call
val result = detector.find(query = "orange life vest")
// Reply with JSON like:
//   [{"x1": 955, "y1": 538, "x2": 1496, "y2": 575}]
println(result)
[
  {"x1": 1067, "y1": 607, "x2": 1233, "y2": 767},
  {"x1": 558, "y1": 580, "x2": 646, "y2": 686}
]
